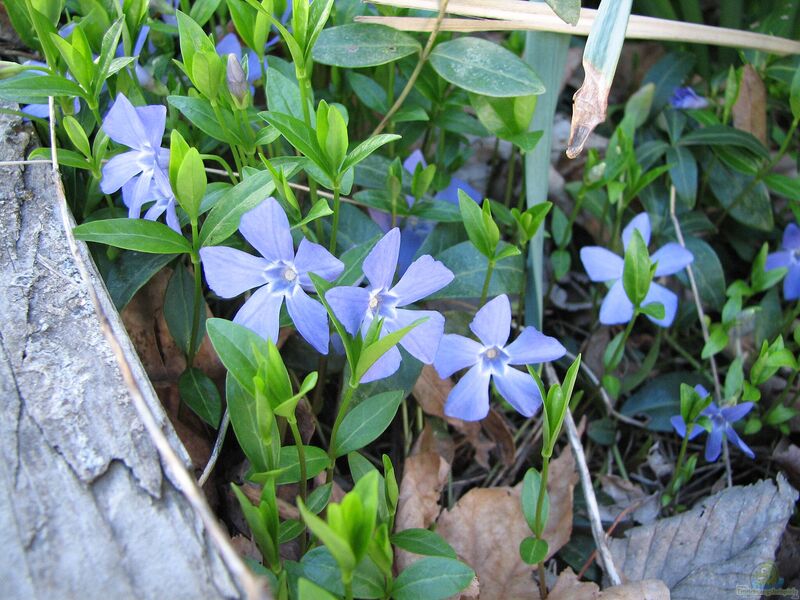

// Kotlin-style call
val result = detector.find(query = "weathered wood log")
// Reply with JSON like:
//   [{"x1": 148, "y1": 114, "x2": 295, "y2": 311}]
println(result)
[{"x1": 0, "y1": 108, "x2": 242, "y2": 598}]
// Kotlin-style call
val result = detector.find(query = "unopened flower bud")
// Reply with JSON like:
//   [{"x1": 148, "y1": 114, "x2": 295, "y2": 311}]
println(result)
[
  {"x1": 226, "y1": 54, "x2": 250, "y2": 110},
  {"x1": 0, "y1": 61, "x2": 25, "y2": 80}
]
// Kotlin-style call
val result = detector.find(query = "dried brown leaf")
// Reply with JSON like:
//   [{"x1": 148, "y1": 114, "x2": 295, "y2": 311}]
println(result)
[
  {"x1": 435, "y1": 445, "x2": 578, "y2": 600},
  {"x1": 598, "y1": 474, "x2": 660, "y2": 526},
  {"x1": 732, "y1": 64, "x2": 767, "y2": 145},
  {"x1": 600, "y1": 580, "x2": 670, "y2": 599},
  {"x1": 773, "y1": 439, "x2": 800, "y2": 491},
  {"x1": 609, "y1": 475, "x2": 797, "y2": 598},
  {"x1": 548, "y1": 567, "x2": 600, "y2": 600}
]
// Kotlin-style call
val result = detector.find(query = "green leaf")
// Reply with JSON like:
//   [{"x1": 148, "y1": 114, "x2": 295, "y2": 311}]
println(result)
[
  {"x1": 200, "y1": 170, "x2": 276, "y2": 246},
  {"x1": 264, "y1": 67, "x2": 306, "y2": 121},
  {"x1": 333, "y1": 391, "x2": 404, "y2": 456},
  {"x1": 701, "y1": 324, "x2": 728, "y2": 359},
  {"x1": 430, "y1": 37, "x2": 545, "y2": 97},
  {"x1": 791, "y1": 63, "x2": 800, "y2": 120},
  {"x1": 168, "y1": 95, "x2": 243, "y2": 145},
  {"x1": 519, "y1": 537, "x2": 549, "y2": 565},
  {"x1": 297, "y1": 501, "x2": 357, "y2": 575},
  {"x1": 764, "y1": 173, "x2": 800, "y2": 201},
  {"x1": 0, "y1": 73, "x2": 86, "y2": 102},
  {"x1": 392, "y1": 557, "x2": 475, "y2": 600},
  {"x1": 300, "y1": 547, "x2": 385, "y2": 599},
  {"x1": 163, "y1": 263, "x2": 205, "y2": 356},
  {"x1": 621, "y1": 371, "x2": 707, "y2": 431},
  {"x1": 274, "y1": 445, "x2": 330, "y2": 485},
  {"x1": 545, "y1": 0, "x2": 580, "y2": 25},
  {"x1": 206, "y1": 318, "x2": 263, "y2": 398},
  {"x1": 93, "y1": 17, "x2": 126, "y2": 97},
  {"x1": 341, "y1": 134, "x2": 401, "y2": 174},
  {"x1": 312, "y1": 23, "x2": 421, "y2": 68},
  {"x1": 459, "y1": 192, "x2": 493, "y2": 258},
  {"x1": 99, "y1": 251, "x2": 176, "y2": 310},
  {"x1": 666, "y1": 145, "x2": 697, "y2": 206},
  {"x1": 73, "y1": 219, "x2": 191, "y2": 254},
  {"x1": 189, "y1": 0, "x2": 223, "y2": 26},
  {"x1": 622, "y1": 229, "x2": 652, "y2": 307},
  {"x1": 430, "y1": 241, "x2": 523, "y2": 299},
  {"x1": 175, "y1": 148, "x2": 206, "y2": 221},
  {"x1": 679, "y1": 125, "x2": 768, "y2": 159},
  {"x1": 520, "y1": 468, "x2": 549, "y2": 535},
  {"x1": 707, "y1": 161, "x2": 772, "y2": 232},
  {"x1": 298, "y1": 578, "x2": 337, "y2": 600},
  {"x1": 355, "y1": 319, "x2": 426, "y2": 383},
  {"x1": 676, "y1": 237, "x2": 726, "y2": 310},
  {"x1": 226, "y1": 375, "x2": 272, "y2": 473},
  {"x1": 262, "y1": 111, "x2": 328, "y2": 172},
  {"x1": 391, "y1": 529, "x2": 457, "y2": 559},
  {"x1": 178, "y1": 367, "x2": 222, "y2": 427},
  {"x1": 63, "y1": 115, "x2": 91, "y2": 157}
]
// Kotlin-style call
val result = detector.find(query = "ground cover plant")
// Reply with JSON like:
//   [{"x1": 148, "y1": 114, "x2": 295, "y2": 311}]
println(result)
[{"x1": 1, "y1": 0, "x2": 799, "y2": 598}]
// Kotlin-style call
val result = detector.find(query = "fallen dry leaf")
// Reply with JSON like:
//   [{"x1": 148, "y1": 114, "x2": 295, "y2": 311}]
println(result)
[
  {"x1": 548, "y1": 567, "x2": 600, "y2": 600},
  {"x1": 773, "y1": 439, "x2": 800, "y2": 491},
  {"x1": 732, "y1": 64, "x2": 767, "y2": 145},
  {"x1": 598, "y1": 474, "x2": 660, "y2": 526},
  {"x1": 608, "y1": 474, "x2": 797, "y2": 598},
  {"x1": 600, "y1": 580, "x2": 670, "y2": 600},
  {"x1": 434, "y1": 445, "x2": 578, "y2": 600}
]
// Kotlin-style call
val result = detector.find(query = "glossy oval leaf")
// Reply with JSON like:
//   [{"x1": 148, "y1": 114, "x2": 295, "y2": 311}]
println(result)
[
  {"x1": 199, "y1": 170, "x2": 276, "y2": 246},
  {"x1": 73, "y1": 218, "x2": 191, "y2": 254},
  {"x1": 333, "y1": 391, "x2": 404, "y2": 457},
  {"x1": 178, "y1": 367, "x2": 222, "y2": 427},
  {"x1": 429, "y1": 37, "x2": 545, "y2": 98},
  {"x1": 312, "y1": 23, "x2": 421, "y2": 68},
  {"x1": 392, "y1": 557, "x2": 475, "y2": 600}
]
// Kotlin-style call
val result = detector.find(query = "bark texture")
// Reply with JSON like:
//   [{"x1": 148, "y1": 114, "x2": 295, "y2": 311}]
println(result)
[{"x1": 0, "y1": 108, "x2": 238, "y2": 598}]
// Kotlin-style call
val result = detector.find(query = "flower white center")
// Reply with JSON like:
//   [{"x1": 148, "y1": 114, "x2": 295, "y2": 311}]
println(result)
[
  {"x1": 485, "y1": 347, "x2": 498, "y2": 359},
  {"x1": 283, "y1": 267, "x2": 297, "y2": 281},
  {"x1": 368, "y1": 296, "x2": 379, "y2": 309}
]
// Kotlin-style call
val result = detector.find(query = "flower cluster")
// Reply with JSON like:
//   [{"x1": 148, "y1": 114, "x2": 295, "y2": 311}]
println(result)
[
  {"x1": 580, "y1": 212, "x2": 694, "y2": 327},
  {"x1": 671, "y1": 385, "x2": 754, "y2": 462}
]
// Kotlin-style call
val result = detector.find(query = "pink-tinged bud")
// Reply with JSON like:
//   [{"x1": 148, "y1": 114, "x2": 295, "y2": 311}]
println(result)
[{"x1": 226, "y1": 54, "x2": 250, "y2": 109}]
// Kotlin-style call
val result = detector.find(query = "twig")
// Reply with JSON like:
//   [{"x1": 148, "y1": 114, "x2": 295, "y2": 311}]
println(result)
[
  {"x1": 668, "y1": 186, "x2": 731, "y2": 487},
  {"x1": 198, "y1": 408, "x2": 231, "y2": 488},
  {"x1": 577, "y1": 495, "x2": 647, "y2": 578},
  {"x1": 360, "y1": 0, "x2": 800, "y2": 55},
  {"x1": 370, "y1": 0, "x2": 451, "y2": 137},
  {"x1": 544, "y1": 363, "x2": 621, "y2": 586},
  {"x1": 46, "y1": 98, "x2": 271, "y2": 600},
  {"x1": 563, "y1": 350, "x2": 648, "y2": 428}
]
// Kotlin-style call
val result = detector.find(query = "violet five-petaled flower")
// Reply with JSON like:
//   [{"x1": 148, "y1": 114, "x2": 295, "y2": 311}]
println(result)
[
  {"x1": 433, "y1": 294, "x2": 566, "y2": 422},
  {"x1": 200, "y1": 198, "x2": 343, "y2": 354},
  {"x1": 580, "y1": 213, "x2": 694, "y2": 327},
  {"x1": 670, "y1": 86, "x2": 709, "y2": 110},
  {"x1": 369, "y1": 150, "x2": 481, "y2": 273},
  {"x1": 670, "y1": 385, "x2": 755, "y2": 462},
  {"x1": 325, "y1": 228, "x2": 454, "y2": 383},
  {"x1": 765, "y1": 222, "x2": 800, "y2": 301},
  {"x1": 100, "y1": 93, "x2": 178, "y2": 232}
]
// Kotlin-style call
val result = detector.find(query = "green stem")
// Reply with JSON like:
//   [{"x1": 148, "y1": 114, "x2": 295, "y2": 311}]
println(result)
[
  {"x1": 329, "y1": 184, "x2": 342, "y2": 252},
  {"x1": 517, "y1": 245, "x2": 528, "y2": 330},
  {"x1": 326, "y1": 383, "x2": 356, "y2": 483},
  {"x1": 187, "y1": 221, "x2": 203, "y2": 367},
  {"x1": 605, "y1": 314, "x2": 637, "y2": 375},
  {"x1": 370, "y1": 0, "x2": 450, "y2": 136},
  {"x1": 200, "y1": 153, "x2": 238, "y2": 184},
  {"x1": 535, "y1": 457, "x2": 550, "y2": 599},
  {"x1": 480, "y1": 259, "x2": 496, "y2": 306},
  {"x1": 612, "y1": 443, "x2": 629, "y2": 481},
  {"x1": 288, "y1": 417, "x2": 308, "y2": 552},
  {"x1": 505, "y1": 145, "x2": 517, "y2": 208},
  {"x1": 663, "y1": 427, "x2": 692, "y2": 507}
]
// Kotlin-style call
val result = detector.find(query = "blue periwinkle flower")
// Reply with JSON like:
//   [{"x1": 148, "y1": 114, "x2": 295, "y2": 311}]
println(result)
[
  {"x1": 200, "y1": 198, "x2": 343, "y2": 354},
  {"x1": 580, "y1": 213, "x2": 694, "y2": 327},
  {"x1": 326, "y1": 228, "x2": 454, "y2": 383},
  {"x1": 765, "y1": 222, "x2": 800, "y2": 300},
  {"x1": 670, "y1": 87, "x2": 709, "y2": 110},
  {"x1": 433, "y1": 295, "x2": 566, "y2": 422},
  {"x1": 369, "y1": 150, "x2": 481, "y2": 273},
  {"x1": 100, "y1": 94, "x2": 178, "y2": 231},
  {"x1": 671, "y1": 385, "x2": 754, "y2": 462}
]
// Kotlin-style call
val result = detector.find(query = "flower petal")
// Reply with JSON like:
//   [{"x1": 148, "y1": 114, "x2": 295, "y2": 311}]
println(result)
[
  {"x1": 164, "y1": 200, "x2": 181, "y2": 234},
  {"x1": 785, "y1": 265, "x2": 800, "y2": 300},
  {"x1": 652, "y1": 243, "x2": 693, "y2": 276},
  {"x1": 325, "y1": 286, "x2": 370, "y2": 336},
  {"x1": 200, "y1": 246, "x2": 270, "y2": 298},
  {"x1": 360, "y1": 345, "x2": 401, "y2": 383},
  {"x1": 505, "y1": 326, "x2": 566, "y2": 365},
  {"x1": 363, "y1": 228, "x2": 400, "y2": 290},
  {"x1": 580, "y1": 246, "x2": 624, "y2": 282},
  {"x1": 444, "y1": 365, "x2": 491, "y2": 422},
  {"x1": 286, "y1": 289, "x2": 330, "y2": 354},
  {"x1": 720, "y1": 402, "x2": 753, "y2": 423},
  {"x1": 599, "y1": 280, "x2": 635, "y2": 325},
  {"x1": 216, "y1": 32, "x2": 243, "y2": 60},
  {"x1": 100, "y1": 150, "x2": 144, "y2": 193},
  {"x1": 783, "y1": 223, "x2": 800, "y2": 250},
  {"x1": 367, "y1": 207, "x2": 392, "y2": 233},
  {"x1": 704, "y1": 426, "x2": 723, "y2": 462},
  {"x1": 470, "y1": 294, "x2": 512, "y2": 347},
  {"x1": 390, "y1": 254, "x2": 454, "y2": 306},
  {"x1": 725, "y1": 425, "x2": 755, "y2": 459},
  {"x1": 642, "y1": 282, "x2": 678, "y2": 327},
  {"x1": 121, "y1": 179, "x2": 146, "y2": 218},
  {"x1": 622, "y1": 212, "x2": 651, "y2": 250},
  {"x1": 233, "y1": 285, "x2": 283, "y2": 343},
  {"x1": 390, "y1": 308, "x2": 445, "y2": 364},
  {"x1": 22, "y1": 103, "x2": 50, "y2": 119},
  {"x1": 403, "y1": 149, "x2": 426, "y2": 173},
  {"x1": 670, "y1": 415, "x2": 687, "y2": 438},
  {"x1": 434, "y1": 334, "x2": 482, "y2": 378},
  {"x1": 294, "y1": 238, "x2": 344, "y2": 286},
  {"x1": 765, "y1": 250, "x2": 792, "y2": 271},
  {"x1": 493, "y1": 366, "x2": 542, "y2": 418},
  {"x1": 694, "y1": 384, "x2": 710, "y2": 399},
  {"x1": 435, "y1": 177, "x2": 481, "y2": 205},
  {"x1": 103, "y1": 93, "x2": 149, "y2": 149},
  {"x1": 239, "y1": 198, "x2": 294, "y2": 262},
  {"x1": 135, "y1": 104, "x2": 167, "y2": 150}
]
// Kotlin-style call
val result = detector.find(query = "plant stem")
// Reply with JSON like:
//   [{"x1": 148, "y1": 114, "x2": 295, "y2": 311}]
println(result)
[
  {"x1": 534, "y1": 456, "x2": 550, "y2": 599},
  {"x1": 664, "y1": 427, "x2": 691, "y2": 506},
  {"x1": 187, "y1": 221, "x2": 203, "y2": 367},
  {"x1": 505, "y1": 145, "x2": 517, "y2": 208},
  {"x1": 288, "y1": 417, "x2": 308, "y2": 552},
  {"x1": 480, "y1": 258, "x2": 496, "y2": 305},
  {"x1": 371, "y1": 0, "x2": 450, "y2": 136},
  {"x1": 329, "y1": 184, "x2": 342, "y2": 252},
  {"x1": 326, "y1": 383, "x2": 356, "y2": 483},
  {"x1": 605, "y1": 314, "x2": 637, "y2": 375}
]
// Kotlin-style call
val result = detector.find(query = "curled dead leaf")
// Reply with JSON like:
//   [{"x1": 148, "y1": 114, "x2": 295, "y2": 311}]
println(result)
[
  {"x1": 598, "y1": 474, "x2": 660, "y2": 526},
  {"x1": 732, "y1": 64, "x2": 767, "y2": 145}
]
